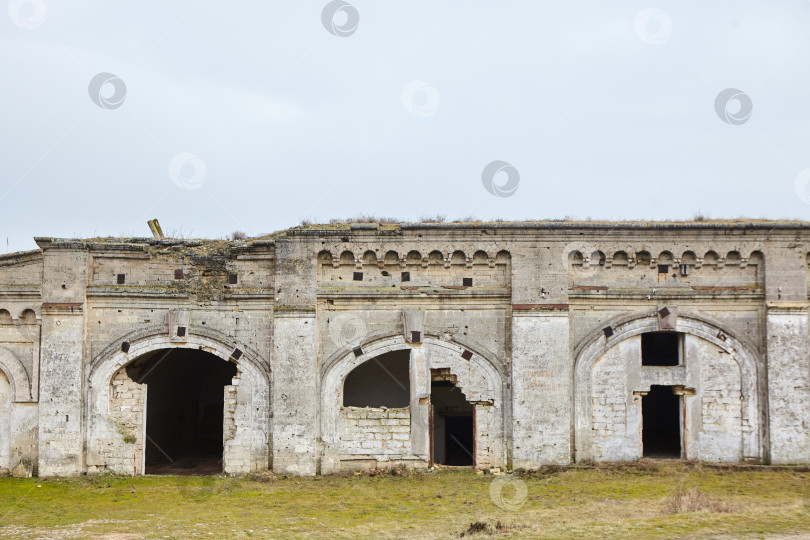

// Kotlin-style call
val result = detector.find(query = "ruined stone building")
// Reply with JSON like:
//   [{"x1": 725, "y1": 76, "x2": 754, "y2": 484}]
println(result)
[{"x1": 0, "y1": 221, "x2": 808, "y2": 477}]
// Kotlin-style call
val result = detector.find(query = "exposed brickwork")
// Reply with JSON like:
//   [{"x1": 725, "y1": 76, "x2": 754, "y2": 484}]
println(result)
[
  {"x1": 88, "y1": 367, "x2": 146, "y2": 475},
  {"x1": 339, "y1": 407, "x2": 411, "y2": 457}
]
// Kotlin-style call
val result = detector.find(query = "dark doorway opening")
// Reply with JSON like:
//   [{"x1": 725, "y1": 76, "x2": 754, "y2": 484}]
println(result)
[
  {"x1": 641, "y1": 332, "x2": 681, "y2": 366},
  {"x1": 642, "y1": 385, "x2": 681, "y2": 458},
  {"x1": 430, "y1": 378, "x2": 474, "y2": 466},
  {"x1": 126, "y1": 348, "x2": 237, "y2": 475}
]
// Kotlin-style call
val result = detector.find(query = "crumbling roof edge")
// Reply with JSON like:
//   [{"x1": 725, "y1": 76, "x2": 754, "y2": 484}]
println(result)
[
  {"x1": 0, "y1": 249, "x2": 43, "y2": 265},
  {"x1": 398, "y1": 220, "x2": 810, "y2": 231},
  {"x1": 33, "y1": 237, "x2": 276, "y2": 250},
  {"x1": 27, "y1": 219, "x2": 810, "y2": 248}
]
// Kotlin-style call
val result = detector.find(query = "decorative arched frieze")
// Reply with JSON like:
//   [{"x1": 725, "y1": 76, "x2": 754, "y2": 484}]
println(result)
[{"x1": 317, "y1": 247, "x2": 511, "y2": 267}]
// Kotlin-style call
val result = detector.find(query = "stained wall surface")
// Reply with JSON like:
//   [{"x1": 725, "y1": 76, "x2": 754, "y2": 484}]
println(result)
[{"x1": 0, "y1": 221, "x2": 807, "y2": 476}]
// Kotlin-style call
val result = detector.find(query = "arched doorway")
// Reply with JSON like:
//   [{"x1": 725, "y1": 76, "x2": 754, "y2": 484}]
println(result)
[
  {"x1": 121, "y1": 348, "x2": 237, "y2": 474},
  {"x1": 86, "y1": 327, "x2": 271, "y2": 476}
]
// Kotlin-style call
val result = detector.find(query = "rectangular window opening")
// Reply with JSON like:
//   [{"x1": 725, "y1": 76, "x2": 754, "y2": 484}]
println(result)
[{"x1": 641, "y1": 332, "x2": 681, "y2": 366}]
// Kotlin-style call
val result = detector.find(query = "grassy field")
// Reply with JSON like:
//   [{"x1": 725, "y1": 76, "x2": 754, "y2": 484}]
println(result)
[{"x1": 0, "y1": 461, "x2": 808, "y2": 539}]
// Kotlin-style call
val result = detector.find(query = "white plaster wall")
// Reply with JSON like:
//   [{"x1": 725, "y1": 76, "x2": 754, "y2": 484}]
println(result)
[
  {"x1": 512, "y1": 313, "x2": 571, "y2": 467},
  {"x1": 688, "y1": 336, "x2": 743, "y2": 462},
  {"x1": 591, "y1": 338, "x2": 640, "y2": 461},
  {"x1": 9, "y1": 403, "x2": 37, "y2": 475},
  {"x1": 272, "y1": 314, "x2": 318, "y2": 475},
  {"x1": 767, "y1": 311, "x2": 810, "y2": 464},
  {"x1": 0, "y1": 371, "x2": 9, "y2": 470}
]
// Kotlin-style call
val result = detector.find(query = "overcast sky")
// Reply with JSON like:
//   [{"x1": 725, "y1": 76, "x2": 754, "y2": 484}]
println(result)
[{"x1": 2, "y1": 1, "x2": 810, "y2": 253}]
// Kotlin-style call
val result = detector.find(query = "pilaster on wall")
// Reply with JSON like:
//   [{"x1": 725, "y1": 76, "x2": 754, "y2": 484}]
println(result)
[
  {"x1": 272, "y1": 236, "x2": 319, "y2": 475},
  {"x1": 36, "y1": 241, "x2": 87, "y2": 476},
  {"x1": 763, "y1": 246, "x2": 810, "y2": 464},
  {"x1": 510, "y1": 243, "x2": 572, "y2": 467},
  {"x1": 766, "y1": 303, "x2": 810, "y2": 464},
  {"x1": 511, "y1": 309, "x2": 571, "y2": 466},
  {"x1": 764, "y1": 246, "x2": 807, "y2": 304},
  {"x1": 272, "y1": 309, "x2": 317, "y2": 475},
  {"x1": 409, "y1": 347, "x2": 429, "y2": 459}
]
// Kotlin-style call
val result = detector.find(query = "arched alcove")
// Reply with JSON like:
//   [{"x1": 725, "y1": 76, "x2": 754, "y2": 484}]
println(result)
[
  {"x1": 320, "y1": 334, "x2": 505, "y2": 473},
  {"x1": 574, "y1": 313, "x2": 761, "y2": 463}
]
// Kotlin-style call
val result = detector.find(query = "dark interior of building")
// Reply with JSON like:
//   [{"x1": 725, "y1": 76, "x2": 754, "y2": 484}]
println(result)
[
  {"x1": 342, "y1": 350, "x2": 410, "y2": 407},
  {"x1": 431, "y1": 380, "x2": 474, "y2": 466},
  {"x1": 127, "y1": 348, "x2": 237, "y2": 475},
  {"x1": 641, "y1": 332, "x2": 681, "y2": 366},
  {"x1": 642, "y1": 385, "x2": 682, "y2": 458}
]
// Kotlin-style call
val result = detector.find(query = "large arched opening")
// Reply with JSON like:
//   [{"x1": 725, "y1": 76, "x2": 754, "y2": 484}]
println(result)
[
  {"x1": 86, "y1": 327, "x2": 271, "y2": 476},
  {"x1": 121, "y1": 348, "x2": 237, "y2": 475},
  {"x1": 320, "y1": 334, "x2": 506, "y2": 474}
]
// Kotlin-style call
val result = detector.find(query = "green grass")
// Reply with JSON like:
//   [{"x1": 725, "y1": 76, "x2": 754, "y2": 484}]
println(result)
[{"x1": 0, "y1": 462, "x2": 808, "y2": 539}]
